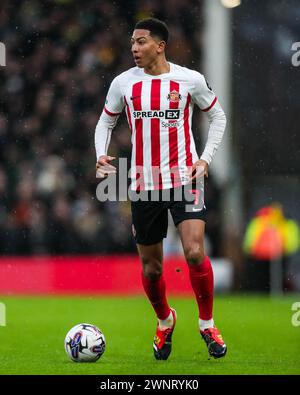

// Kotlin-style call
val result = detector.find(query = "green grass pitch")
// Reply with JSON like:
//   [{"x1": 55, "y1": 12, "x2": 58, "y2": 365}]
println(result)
[{"x1": 0, "y1": 295, "x2": 299, "y2": 375}]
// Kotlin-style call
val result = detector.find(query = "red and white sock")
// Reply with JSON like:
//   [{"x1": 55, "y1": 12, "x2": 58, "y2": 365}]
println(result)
[
  {"x1": 158, "y1": 310, "x2": 174, "y2": 329},
  {"x1": 141, "y1": 272, "x2": 171, "y2": 322},
  {"x1": 188, "y1": 255, "x2": 214, "y2": 324},
  {"x1": 199, "y1": 318, "x2": 214, "y2": 331}
]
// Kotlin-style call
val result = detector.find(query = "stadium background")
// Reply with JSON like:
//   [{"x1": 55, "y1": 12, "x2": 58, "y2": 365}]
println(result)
[{"x1": 0, "y1": 0, "x2": 300, "y2": 376}]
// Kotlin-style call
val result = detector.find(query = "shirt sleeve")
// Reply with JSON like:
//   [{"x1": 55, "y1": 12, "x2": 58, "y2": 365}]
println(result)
[
  {"x1": 190, "y1": 71, "x2": 226, "y2": 165},
  {"x1": 199, "y1": 101, "x2": 226, "y2": 165},
  {"x1": 191, "y1": 71, "x2": 217, "y2": 112},
  {"x1": 95, "y1": 77, "x2": 124, "y2": 159},
  {"x1": 103, "y1": 76, "x2": 125, "y2": 116}
]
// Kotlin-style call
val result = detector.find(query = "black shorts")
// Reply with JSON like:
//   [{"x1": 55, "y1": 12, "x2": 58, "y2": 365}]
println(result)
[{"x1": 131, "y1": 185, "x2": 206, "y2": 245}]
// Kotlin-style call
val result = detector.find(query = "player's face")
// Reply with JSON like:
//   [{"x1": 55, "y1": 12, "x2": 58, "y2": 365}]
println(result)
[{"x1": 131, "y1": 29, "x2": 163, "y2": 68}]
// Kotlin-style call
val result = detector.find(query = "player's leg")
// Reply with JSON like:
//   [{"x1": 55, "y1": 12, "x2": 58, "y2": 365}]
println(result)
[
  {"x1": 137, "y1": 242, "x2": 177, "y2": 360},
  {"x1": 138, "y1": 242, "x2": 170, "y2": 321},
  {"x1": 177, "y1": 219, "x2": 227, "y2": 358},
  {"x1": 177, "y1": 219, "x2": 213, "y2": 323},
  {"x1": 131, "y1": 198, "x2": 176, "y2": 360}
]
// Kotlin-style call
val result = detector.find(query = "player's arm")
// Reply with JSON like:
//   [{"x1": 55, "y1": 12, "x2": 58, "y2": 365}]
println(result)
[
  {"x1": 95, "y1": 77, "x2": 124, "y2": 178},
  {"x1": 189, "y1": 73, "x2": 227, "y2": 181}
]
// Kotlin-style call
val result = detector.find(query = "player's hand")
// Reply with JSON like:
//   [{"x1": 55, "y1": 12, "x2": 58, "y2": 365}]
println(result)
[
  {"x1": 188, "y1": 159, "x2": 209, "y2": 182},
  {"x1": 96, "y1": 155, "x2": 117, "y2": 178}
]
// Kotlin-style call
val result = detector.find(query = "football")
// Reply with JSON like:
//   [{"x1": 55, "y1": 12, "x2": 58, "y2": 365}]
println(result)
[{"x1": 64, "y1": 323, "x2": 106, "y2": 362}]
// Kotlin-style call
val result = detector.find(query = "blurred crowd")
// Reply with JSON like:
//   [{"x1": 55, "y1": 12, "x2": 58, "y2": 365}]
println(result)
[{"x1": 0, "y1": 0, "x2": 222, "y2": 255}]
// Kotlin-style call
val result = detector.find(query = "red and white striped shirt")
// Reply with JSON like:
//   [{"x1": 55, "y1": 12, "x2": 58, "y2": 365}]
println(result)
[{"x1": 95, "y1": 62, "x2": 226, "y2": 190}]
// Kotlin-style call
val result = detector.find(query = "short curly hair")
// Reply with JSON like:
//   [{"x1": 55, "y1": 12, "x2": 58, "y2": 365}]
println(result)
[{"x1": 134, "y1": 18, "x2": 169, "y2": 43}]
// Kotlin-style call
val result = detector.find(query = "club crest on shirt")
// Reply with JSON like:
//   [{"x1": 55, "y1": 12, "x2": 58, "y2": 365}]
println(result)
[{"x1": 167, "y1": 90, "x2": 182, "y2": 103}]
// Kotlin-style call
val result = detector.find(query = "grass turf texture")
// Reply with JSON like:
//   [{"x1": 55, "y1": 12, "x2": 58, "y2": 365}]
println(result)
[{"x1": 0, "y1": 295, "x2": 299, "y2": 375}]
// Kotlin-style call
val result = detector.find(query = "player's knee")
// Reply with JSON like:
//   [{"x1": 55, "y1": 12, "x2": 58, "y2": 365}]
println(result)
[
  {"x1": 185, "y1": 246, "x2": 205, "y2": 266},
  {"x1": 143, "y1": 266, "x2": 162, "y2": 281},
  {"x1": 141, "y1": 257, "x2": 163, "y2": 281}
]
